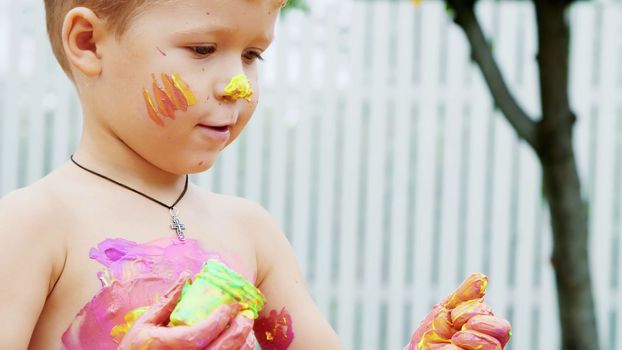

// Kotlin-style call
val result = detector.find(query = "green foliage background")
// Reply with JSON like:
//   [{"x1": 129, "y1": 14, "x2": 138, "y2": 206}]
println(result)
[{"x1": 282, "y1": 0, "x2": 310, "y2": 13}]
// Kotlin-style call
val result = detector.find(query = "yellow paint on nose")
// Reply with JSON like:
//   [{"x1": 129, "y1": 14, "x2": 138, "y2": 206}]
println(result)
[{"x1": 223, "y1": 74, "x2": 254, "y2": 102}]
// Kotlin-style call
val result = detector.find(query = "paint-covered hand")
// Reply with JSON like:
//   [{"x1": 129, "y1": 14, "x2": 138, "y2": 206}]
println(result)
[
  {"x1": 118, "y1": 276, "x2": 255, "y2": 350},
  {"x1": 405, "y1": 273, "x2": 512, "y2": 350}
]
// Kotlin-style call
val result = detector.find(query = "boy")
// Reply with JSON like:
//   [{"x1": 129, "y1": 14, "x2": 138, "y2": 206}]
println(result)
[
  {"x1": 1, "y1": 0, "x2": 344, "y2": 348},
  {"x1": 0, "y1": 0, "x2": 510, "y2": 349}
]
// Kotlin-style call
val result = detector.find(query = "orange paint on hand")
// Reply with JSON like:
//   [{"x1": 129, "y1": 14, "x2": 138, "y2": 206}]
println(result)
[
  {"x1": 418, "y1": 330, "x2": 452, "y2": 348},
  {"x1": 432, "y1": 308, "x2": 455, "y2": 339},
  {"x1": 451, "y1": 299, "x2": 493, "y2": 329},
  {"x1": 452, "y1": 330, "x2": 503, "y2": 350},
  {"x1": 445, "y1": 274, "x2": 488, "y2": 309},
  {"x1": 463, "y1": 315, "x2": 512, "y2": 348},
  {"x1": 408, "y1": 274, "x2": 512, "y2": 350}
]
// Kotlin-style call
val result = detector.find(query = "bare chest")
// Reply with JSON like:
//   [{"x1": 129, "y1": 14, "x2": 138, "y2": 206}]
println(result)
[{"x1": 28, "y1": 199, "x2": 256, "y2": 349}]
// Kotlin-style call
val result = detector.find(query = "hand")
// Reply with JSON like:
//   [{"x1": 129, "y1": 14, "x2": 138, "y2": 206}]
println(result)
[
  {"x1": 118, "y1": 276, "x2": 255, "y2": 350},
  {"x1": 406, "y1": 274, "x2": 512, "y2": 350}
]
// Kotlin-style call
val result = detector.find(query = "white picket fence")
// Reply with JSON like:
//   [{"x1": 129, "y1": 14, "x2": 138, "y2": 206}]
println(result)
[{"x1": 1, "y1": 0, "x2": 622, "y2": 349}]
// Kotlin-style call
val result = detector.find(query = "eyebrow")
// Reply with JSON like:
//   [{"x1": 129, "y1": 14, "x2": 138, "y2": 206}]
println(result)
[{"x1": 174, "y1": 25, "x2": 273, "y2": 46}]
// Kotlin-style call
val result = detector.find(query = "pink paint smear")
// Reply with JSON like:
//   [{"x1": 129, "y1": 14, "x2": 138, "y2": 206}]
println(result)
[{"x1": 61, "y1": 237, "x2": 221, "y2": 350}]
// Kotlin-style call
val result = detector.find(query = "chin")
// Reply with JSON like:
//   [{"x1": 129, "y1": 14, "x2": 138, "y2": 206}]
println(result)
[{"x1": 186, "y1": 157, "x2": 217, "y2": 174}]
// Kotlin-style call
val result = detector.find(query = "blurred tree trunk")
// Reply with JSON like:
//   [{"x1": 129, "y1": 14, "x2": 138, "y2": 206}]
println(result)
[{"x1": 444, "y1": 0, "x2": 600, "y2": 348}]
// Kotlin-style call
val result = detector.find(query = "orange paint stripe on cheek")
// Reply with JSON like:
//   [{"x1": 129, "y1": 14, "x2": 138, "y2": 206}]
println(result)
[
  {"x1": 171, "y1": 73, "x2": 197, "y2": 106},
  {"x1": 143, "y1": 89, "x2": 164, "y2": 126},
  {"x1": 152, "y1": 75, "x2": 176, "y2": 120},
  {"x1": 162, "y1": 74, "x2": 188, "y2": 111}
]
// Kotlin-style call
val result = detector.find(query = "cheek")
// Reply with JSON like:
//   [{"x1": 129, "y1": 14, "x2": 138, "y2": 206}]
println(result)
[
  {"x1": 225, "y1": 100, "x2": 258, "y2": 147},
  {"x1": 141, "y1": 72, "x2": 198, "y2": 127},
  {"x1": 239, "y1": 98, "x2": 259, "y2": 128}
]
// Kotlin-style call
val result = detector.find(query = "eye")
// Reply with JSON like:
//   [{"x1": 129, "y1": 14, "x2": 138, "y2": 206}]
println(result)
[
  {"x1": 243, "y1": 50, "x2": 265, "y2": 64},
  {"x1": 190, "y1": 45, "x2": 216, "y2": 56}
]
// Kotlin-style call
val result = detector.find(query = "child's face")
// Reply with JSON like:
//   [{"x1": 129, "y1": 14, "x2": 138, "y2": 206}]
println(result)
[{"x1": 85, "y1": 0, "x2": 279, "y2": 174}]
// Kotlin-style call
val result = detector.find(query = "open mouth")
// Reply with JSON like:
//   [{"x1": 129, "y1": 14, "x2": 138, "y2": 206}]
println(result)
[
  {"x1": 199, "y1": 124, "x2": 230, "y2": 132},
  {"x1": 211, "y1": 125, "x2": 230, "y2": 132},
  {"x1": 197, "y1": 123, "x2": 232, "y2": 143}
]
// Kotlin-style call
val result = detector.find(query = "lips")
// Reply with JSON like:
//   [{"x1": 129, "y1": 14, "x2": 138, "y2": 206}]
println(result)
[
  {"x1": 197, "y1": 123, "x2": 232, "y2": 143},
  {"x1": 199, "y1": 124, "x2": 231, "y2": 132}
]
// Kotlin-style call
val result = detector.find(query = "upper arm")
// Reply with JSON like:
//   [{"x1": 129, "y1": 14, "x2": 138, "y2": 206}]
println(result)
[
  {"x1": 0, "y1": 190, "x2": 61, "y2": 349},
  {"x1": 248, "y1": 204, "x2": 344, "y2": 350}
]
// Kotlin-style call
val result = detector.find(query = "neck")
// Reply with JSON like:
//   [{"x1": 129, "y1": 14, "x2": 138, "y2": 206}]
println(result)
[{"x1": 73, "y1": 123, "x2": 188, "y2": 202}]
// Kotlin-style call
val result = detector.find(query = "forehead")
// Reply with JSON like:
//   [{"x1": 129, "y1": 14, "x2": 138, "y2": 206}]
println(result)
[{"x1": 129, "y1": 0, "x2": 280, "y2": 41}]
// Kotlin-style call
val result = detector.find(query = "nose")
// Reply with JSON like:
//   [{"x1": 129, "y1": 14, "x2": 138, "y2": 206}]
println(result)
[{"x1": 214, "y1": 73, "x2": 254, "y2": 103}]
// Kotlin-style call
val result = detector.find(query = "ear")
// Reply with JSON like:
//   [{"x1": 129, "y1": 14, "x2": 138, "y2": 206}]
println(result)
[{"x1": 61, "y1": 7, "x2": 106, "y2": 77}]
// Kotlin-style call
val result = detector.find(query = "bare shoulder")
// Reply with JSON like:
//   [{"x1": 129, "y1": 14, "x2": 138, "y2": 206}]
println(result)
[
  {"x1": 0, "y1": 170, "x2": 70, "y2": 235},
  {"x1": 0, "y1": 184, "x2": 55, "y2": 240},
  {"x1": 202, "y1": 190, "x2": 282, "y2": 236},
  {"x1": 0, "y1": 164, "x2": 77, "y2": 282},
  {"x1": 0, "y1": 173, "x2": 69, "y2": 347},
  {"x1": 0, "y1": 174, "x2": 68, "y2": 282},
  {"x1": 195, "y1": 189, "x2": 288, "y2": 270}
]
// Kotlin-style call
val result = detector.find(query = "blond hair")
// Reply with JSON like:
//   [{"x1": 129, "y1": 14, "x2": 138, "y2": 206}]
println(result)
[
  {"x1": 45, "y1": 1, "x2": 160, "y2": 75},
  {"x1": 44, "y1": 0, "x2": 288, "y2": 76}
]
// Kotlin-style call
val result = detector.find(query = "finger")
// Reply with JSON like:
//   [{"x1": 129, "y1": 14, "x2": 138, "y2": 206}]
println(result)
[
  {"x1": 419, "y1": 343, "x2": 463, "y2": 350},
  {"x1": 436, "y1": 345, "x2": 464, "y2": 350},
  {"x1": 444, "y1": 273, "x2": 488, "y2": 309},
  {"x1": 450, "y1": 299, "x2": 493, "y2": 329},
  {"x1": 409, "y1": 304, "x2": 446, "y2": 345},
  {"x1": 431, "y1": 307, "x2": 455, "y2": 339},
  {"x1": 239, "y1": 330, "x2": 257, "y2": 350},
  {"x1": 138, "y1": 273, "x2": 191, "y2": 325},
  {"x1": 204, "y1": 314, "x2": 253, "y2": 350},
  {"x1": 463, "y1": 315, "x2": 512, "y2": 348},
  {"x1": 418, "y1": 330, "x2": 452, "y2": 349},
  {"x1": 452, "y1": 330, "x2": 503, "y2": 350},
  {"x1": 148, "y1": 303, "x2": 240, "y2": 349}
]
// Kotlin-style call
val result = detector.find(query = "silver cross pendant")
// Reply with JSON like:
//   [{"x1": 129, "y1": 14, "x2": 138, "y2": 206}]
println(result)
[{"x1": 170, "y1": 207, "x2": 186, "y2": 241}]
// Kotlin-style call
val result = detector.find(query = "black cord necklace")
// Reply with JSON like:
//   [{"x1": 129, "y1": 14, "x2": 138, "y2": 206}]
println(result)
[{"x1": 70, "y1": 155, "x2": 189, "y2": 241}]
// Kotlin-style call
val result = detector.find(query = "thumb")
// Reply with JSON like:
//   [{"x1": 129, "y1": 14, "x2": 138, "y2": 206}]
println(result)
[
  {"x1": 444, "y1": 273, "x2": 488, "y2": 309},
  {"x1": 240, "y1": 331, "x2": 257, "y2": 350},
  {"x1": 204, "y1": 313, "x2": 253, "y2": 350},
  {"x1": 137, "y1": 273, "x2": 190, "y2": 325}
]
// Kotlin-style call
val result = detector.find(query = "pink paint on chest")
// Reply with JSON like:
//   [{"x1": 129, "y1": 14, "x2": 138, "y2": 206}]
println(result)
[{"x1": 61, "y1": 237, "x2": 222, "y2": 350}]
